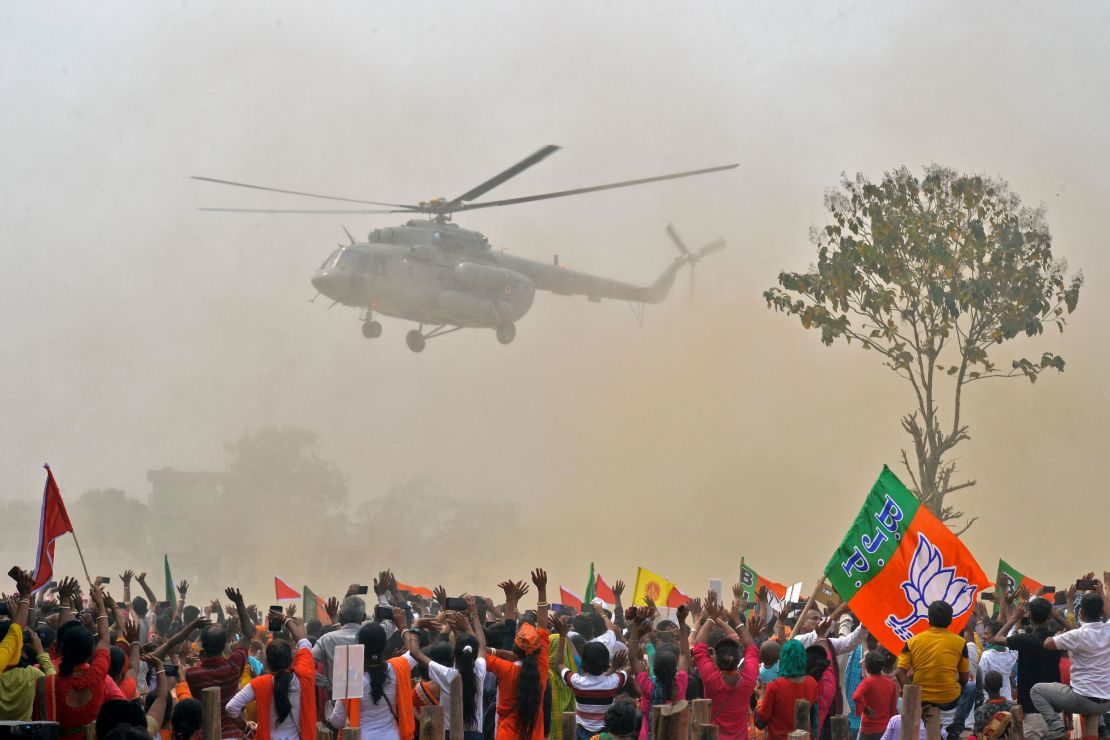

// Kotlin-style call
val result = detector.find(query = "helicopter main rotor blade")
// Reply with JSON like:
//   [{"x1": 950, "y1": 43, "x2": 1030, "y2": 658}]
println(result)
[
  {"x1": 666, "y1": 223, "x2": 693, "y2": 257},
  {"x1": 198, "y1": 207, "x2": 412, "y2": 214},
  {"x1": 190, "y1": 176, "x2": 418, "y2": 209},
  {"x1": 444, "y1": 145, "x2": 561, "y2": 209},
  {"x1": 453, "y1": 162, "x2": 739, "y2": 213}
]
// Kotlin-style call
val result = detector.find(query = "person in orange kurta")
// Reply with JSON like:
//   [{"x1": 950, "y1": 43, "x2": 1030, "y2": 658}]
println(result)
[
  {"x1": 225, "y1": 614, "x2": 316, "y2": 740},
  {"x1": 484, "y1": 569, "x2": 551, "y2": 740}
]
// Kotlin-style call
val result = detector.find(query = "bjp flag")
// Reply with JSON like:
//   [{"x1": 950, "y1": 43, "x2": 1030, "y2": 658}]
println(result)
[
  {"x1": 996, "y1": 560, "x2": 1045, "y2": 601},
  {"x1": 632, "y1": 566, "x2": 675, "y2": 607},
  {"x1": 825, "y1": 466, "x2": 990, "y2": 653}
]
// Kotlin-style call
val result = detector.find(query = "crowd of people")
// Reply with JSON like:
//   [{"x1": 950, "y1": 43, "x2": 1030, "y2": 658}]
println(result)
[{"x1": 1, "y1": 565, "x2": 1109, "y2": 740}]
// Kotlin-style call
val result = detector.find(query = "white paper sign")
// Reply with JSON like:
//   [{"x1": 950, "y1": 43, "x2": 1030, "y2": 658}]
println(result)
[
  {"x1": 330, "y1": 644, "x2": 364, "y2": 700},
  {"x1": 709, "y1": 579, "x2": 724, "y2": 603}
]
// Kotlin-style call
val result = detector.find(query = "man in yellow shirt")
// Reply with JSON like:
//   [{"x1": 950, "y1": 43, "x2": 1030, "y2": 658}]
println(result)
[{"x1": 895, "y1": 601, "x2": 971, "y2": 710}]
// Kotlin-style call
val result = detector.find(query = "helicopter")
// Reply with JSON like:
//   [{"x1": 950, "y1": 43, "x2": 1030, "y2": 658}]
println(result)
[{"x1": 193, "y1": 146, "x2": 733, "y2": 352}]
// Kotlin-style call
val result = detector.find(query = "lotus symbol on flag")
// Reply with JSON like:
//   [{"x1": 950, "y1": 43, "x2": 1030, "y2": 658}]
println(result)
[{"x1": 885, "y1": 532, "x2": 978, "y2": 641}]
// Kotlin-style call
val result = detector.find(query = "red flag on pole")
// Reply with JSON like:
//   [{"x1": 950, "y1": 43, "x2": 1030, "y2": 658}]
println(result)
[
  {"x1": 32, "y1": 466, "x2": 75, "y2": 593},
  {"x1": 275, "y1": 576, "x2": 300, "y2": 601},
  {"x1": 667, "y1": 585, "x2": 691, "y2": 609},
  {"x1": 558, "y1": 586, "x2": 583, "y2": 612},
  {"x1": 594, "y1": 574, "x2": 617, "y2": 605}
]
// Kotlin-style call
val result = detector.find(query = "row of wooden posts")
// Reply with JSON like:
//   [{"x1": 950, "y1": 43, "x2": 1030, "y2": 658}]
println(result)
[{"x1": 195, "y1": 680, "x2": 1102, "y2": 740}]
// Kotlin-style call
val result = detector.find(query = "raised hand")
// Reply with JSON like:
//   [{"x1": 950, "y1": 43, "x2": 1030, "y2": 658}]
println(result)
[
  {"x1": 285, "y1": 603, "x2": 297, "y2": 619},
  {"x1": 137, "y1": 572, "x2": 148, "y2": 584},
  {"x1": 345, "y1": 584, "x2": 360, "y2": 598},
  {"x1": 57, "y1": 577, "x2": 79, "y2": 602},
  {"x1": 464, "y1": 594, "x2": 477, "y2": 615},
  {"x1": 177, "y1": 580, "x2": 189, "y2": 597},
  {"x1": 325, "y1": 597, "x2": 339, "y2": 622},
  {"x1": 434, "y1": 585, "x2": 448, "y2": 608},
  {"x1": 224, "y1": 587, "x2": 244, "y2": 605},
  {"x1": 690, "y1": 597, "x2": 703, "y2": 620},
  {"x1": 732, "y1": 582, "x2": 744, "y2": 602},
  {"x1": 120, "y1": 570, "x2": 135, "y2": 585},
  {"x1": 11, "y1": 567, "x2": 34, "y2": 598},
  {"x1": 676, "y1": 604, "x2": 689, "y2": 625},
  {"x1": 124, "y1": 614, "x2": 141, "y2": 643},
  {"x1": 391, "y1": 607, "x2": 408, "y2": 630},
  {"x1": 613, "y1": 580, "x2": 625, "y2": 599},
  {"x1": 373, "y1": 572, "x2": 391, "y2": 597},
  {"x1": 530, "y1": 569, "x2": 548, "y2": 590}
]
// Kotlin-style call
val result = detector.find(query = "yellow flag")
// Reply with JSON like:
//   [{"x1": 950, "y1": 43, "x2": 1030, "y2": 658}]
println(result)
[{"x1": 632, "y1": 566, "x2": 675, "y2": 606}]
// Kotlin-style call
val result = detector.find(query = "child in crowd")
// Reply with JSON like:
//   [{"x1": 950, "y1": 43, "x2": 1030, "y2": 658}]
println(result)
[{"x1": 853, "y1": 650, "x2": 899, "y2": 740}]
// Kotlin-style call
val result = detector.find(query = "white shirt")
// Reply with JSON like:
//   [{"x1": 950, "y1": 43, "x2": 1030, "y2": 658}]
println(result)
[
  {"x1": 327, "y1": 654, "x2": 419, "y2": 740},
  {"x1": 978, "y1": 648, "x2": 1018, "y2": 701},
  {"x1": 428, "y1": 658, "x2": 487, "y2": 731},
  {"x1": 1053, "y1": 620, "x2": 1110, "y2": 699},
  {"x1": 794, "y1": 623, "x2": 867, "y2": 654},
  {"x1": 226, "y1": 639, "x2": 312, "y2": 740}
]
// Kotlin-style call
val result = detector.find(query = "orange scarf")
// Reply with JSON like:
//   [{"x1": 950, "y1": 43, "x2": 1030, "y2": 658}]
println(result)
[
  {"x1": 251, "y1": 649, "x2": 317, "y2": 740},
  {"x1": 387, "y1": 657, "x2": 415, "y2": 740}
]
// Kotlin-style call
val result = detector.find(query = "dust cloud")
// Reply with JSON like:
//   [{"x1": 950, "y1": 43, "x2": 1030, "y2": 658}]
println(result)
[{"x1": 1, "y1": 1, "x2": 1108, "y2": 602}]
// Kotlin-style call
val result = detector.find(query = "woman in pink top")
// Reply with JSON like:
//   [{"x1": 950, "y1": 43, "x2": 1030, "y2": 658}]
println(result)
[
  {"x1": 627, "y1": 605, "x2": 691, "y2": 740},
  {"x1": 691, "y1": 592, "x2": 760, "y2": 740}
]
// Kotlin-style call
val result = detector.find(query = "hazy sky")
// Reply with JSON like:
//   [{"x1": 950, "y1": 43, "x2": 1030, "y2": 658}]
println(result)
[{"x1": 2, "y1": 1, "x2": 1108, "y2": 596}]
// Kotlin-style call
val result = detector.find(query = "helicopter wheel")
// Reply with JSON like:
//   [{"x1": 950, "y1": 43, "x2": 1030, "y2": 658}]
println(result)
[
  {"x1": 361, "y1": 320, "x2": 382, "y2": 339},
  {"x1": 496, "y1": 323, "x2": 516, "y2": 345},
  {"x1": 406, "y1": 329, "x2": 426, "y2": 353}
]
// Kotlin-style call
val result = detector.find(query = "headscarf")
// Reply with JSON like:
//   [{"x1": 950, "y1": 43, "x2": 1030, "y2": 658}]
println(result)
[
  {"x1": 514, "y1": 623, "x2": 541, "y2": 654},
  {"x1": 777, "y1": 639, "x2": 806, "y2": 678}
]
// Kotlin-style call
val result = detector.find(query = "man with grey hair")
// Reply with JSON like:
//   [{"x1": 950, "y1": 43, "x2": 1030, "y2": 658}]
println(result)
[{"x1": 311, "y1": 595, "x2": 367, "y2": 689}]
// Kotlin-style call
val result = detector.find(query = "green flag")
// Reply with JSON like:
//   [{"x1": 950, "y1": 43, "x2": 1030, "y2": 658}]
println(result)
[
  {"x1": 163, "y1": 554, "x2": 175, "y2": 605},
  {"x1": 584, "y1": 562, "x2": 596, "y2": 604}
]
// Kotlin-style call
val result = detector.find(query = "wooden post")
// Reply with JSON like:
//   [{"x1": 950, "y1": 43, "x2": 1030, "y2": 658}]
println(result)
[
  {"x1": 1010, "y1": 704, "x2": 1025, "y2": 740},
  {"x1": 690, "y1": 698, "x2": 712, "y2": 736},
  {"x1": 419, "y1": 704, "x2": 444, "y2": 740},
  {"x1": 656, "y1": 700, "x2": 690, "y2": 740},
  {"x1": 830, "y1": 715, "x2": 850, "y2": 740},
  {"x1": 562, "y1": 711, "x2": 578, "y2": 740},
  {"x1": 900, "y1": 684, "x2": 922, "y2": 740},
  {"x1": 202, "y1": 686, "x2": 222, "y2": 740},
  {"x1": 698, "y1": 724, "x2": 720, "y2": 740},
  {"x1": 794, "y1": 699, "x2": 812, "y2": 732},
  {"x1": 448, "y1": 673, "x2": 464, "y2": 739},
  {"x1": 923, "y1": 704, "x2": 942, "y2": 740},
  {"x1": 340, "y1": 729, "x2": 359, "y2": 740}
]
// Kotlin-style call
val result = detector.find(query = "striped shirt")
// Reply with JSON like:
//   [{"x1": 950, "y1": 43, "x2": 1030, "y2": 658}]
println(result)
[{"x1": 560, "y1": 668, "x2": 628, "y2": 731}]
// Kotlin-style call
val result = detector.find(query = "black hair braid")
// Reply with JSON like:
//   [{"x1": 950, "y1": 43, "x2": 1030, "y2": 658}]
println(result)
[{"x1": 514, "y1": 651, "x2": 543, "y2": 738}]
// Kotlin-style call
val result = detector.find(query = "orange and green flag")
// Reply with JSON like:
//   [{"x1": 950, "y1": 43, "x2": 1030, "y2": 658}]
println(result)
[
  {"x1": 996, "y1": 560, "x2": 1044, "y2": 601},
  {"x1": 632, "y1": 566, "x2": 675, "y2": 606},
  {"x1": 739, "y1": 561, "x2": 788, "y2": 606},
  {"x1": 825, "y1": 466, "x2": 990, "y2": 653},
  {"x1": 303, "y1": 585, "x2": 330, "y2": 624}
]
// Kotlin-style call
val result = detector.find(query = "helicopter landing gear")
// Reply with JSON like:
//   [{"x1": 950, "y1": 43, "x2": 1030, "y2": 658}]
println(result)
[
  {"x1": 496, "y1": 323, "x2": 516, "y2": 345},
  {"x1": 361, "y1": 320, "x2": 382, "y2": 339},
  {"x1": 405, "y1": 324, "x2": 463, "y2": 352},
  {"x1": 406, "y1": 329, "x2": 426, "y2": 353}
]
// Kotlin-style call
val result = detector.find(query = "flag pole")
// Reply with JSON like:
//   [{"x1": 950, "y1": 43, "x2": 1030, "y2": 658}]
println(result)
[{"x1": 69, "y1": 531, "x2": 93, "y2": 586}]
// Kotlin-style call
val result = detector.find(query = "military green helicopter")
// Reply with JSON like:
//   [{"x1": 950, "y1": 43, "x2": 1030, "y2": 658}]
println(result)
[{"x1": 194, "y1": 146, "x2": 733, "y2": 352}]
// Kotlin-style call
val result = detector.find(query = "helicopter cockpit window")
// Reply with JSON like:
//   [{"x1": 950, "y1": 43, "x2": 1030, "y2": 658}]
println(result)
[
  {"x1": 320, "y1": 249, "x2": 339, "y2": 270},
  {"x1": 336, "y1": 248, "x2": 358, "y2": 270},
  {"x1": 380, "y1": 227, "x2": 394, "y2": 243},
  {"x1": 369, "y1": 229, "x2": 381, "y2": 242}
]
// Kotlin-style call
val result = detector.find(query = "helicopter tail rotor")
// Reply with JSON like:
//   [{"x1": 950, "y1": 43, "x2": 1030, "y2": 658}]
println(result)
[{"x1": 666, "y1": 224, "x2": 726, "y2": 302}]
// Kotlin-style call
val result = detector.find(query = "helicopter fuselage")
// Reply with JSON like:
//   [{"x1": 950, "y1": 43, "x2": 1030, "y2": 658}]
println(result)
[{"x1": 310, "y1": 219, "x2": 684, "y2": 331}]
